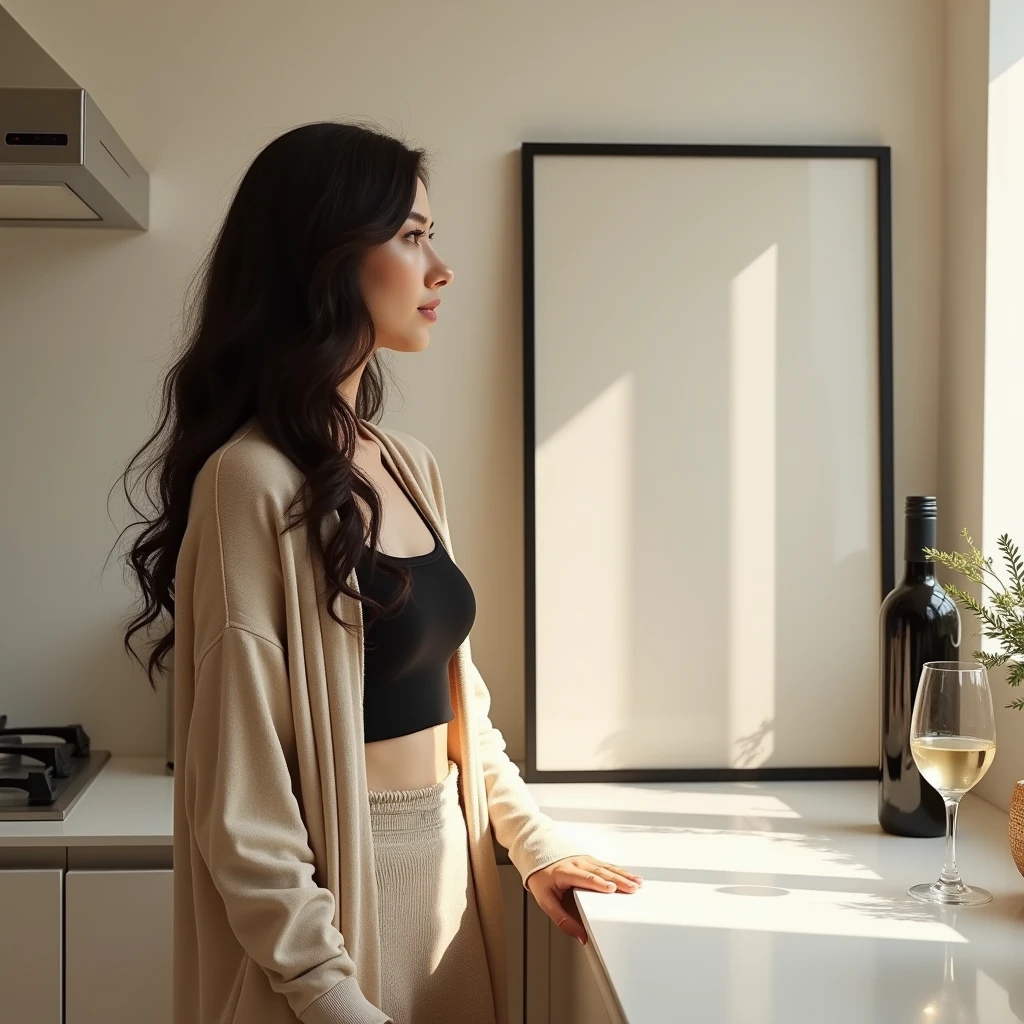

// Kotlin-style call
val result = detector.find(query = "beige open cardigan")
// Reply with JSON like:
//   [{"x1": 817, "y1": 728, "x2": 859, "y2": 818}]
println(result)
[{"x1": 171, "y1": 417, "x2": 584, "y2": 1024}]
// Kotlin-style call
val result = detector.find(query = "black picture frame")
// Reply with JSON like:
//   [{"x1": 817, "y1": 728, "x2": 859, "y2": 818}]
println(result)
[{"x1": 522, "y1": 142, "x2": 894, "y2": 784}]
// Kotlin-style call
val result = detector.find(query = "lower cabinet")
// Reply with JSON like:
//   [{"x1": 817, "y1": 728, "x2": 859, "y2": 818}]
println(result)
[
  {"x1": 65, "y1": 869, "x2": 173, "y2": 1024},
  {"x1": 524, "y1": 893, "x2": 617, "y2": 1024},
  {"x1": 548, "y1": 924, "x2": 616, "y2": 1024},
  {"x1": 62, "y1": 865, "x2": 525, "y2": 1024},
  {"x1": 0, "y1": 868, "x2": 63, "y2": 1023},
  {"x1": 0, "y1": 859, "x2": 604, "y2": 1024},
  {"x1": 497, "y1": 863, "x2": 525, "y2": 1024}
]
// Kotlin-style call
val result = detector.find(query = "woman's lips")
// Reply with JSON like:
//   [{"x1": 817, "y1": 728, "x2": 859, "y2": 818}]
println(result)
[{"x1": 418, "y1": 308, "x2": 438, "y2": 322}]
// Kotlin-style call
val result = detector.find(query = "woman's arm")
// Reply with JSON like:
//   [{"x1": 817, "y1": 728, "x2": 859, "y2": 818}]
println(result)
[
  {"x1": 456, "y1": 639, "x2": 589, "y2": 884},
  {"x1": 184, "y1": 626, "x2": 390, "y2": 1024}
]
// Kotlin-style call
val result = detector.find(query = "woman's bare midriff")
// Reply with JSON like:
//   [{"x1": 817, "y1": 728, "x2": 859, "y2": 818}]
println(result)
[{"x1": 364, "y1": 722, "x2": 450, "y2": 792}]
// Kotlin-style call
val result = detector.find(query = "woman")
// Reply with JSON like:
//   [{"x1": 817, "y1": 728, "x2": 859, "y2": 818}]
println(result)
[{"x1": 117, "y1": 121, "x2": 641, "y2": 1024}]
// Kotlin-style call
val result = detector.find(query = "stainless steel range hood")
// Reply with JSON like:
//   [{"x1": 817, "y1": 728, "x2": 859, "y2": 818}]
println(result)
[{"x1": 0, "y1": 5, "x2": 149, "y2": 229}]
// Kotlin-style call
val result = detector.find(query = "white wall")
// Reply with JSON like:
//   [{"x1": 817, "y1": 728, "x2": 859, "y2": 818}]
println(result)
[{"x1": 0, "y1": 0, "x2": 944, "y2": 760}]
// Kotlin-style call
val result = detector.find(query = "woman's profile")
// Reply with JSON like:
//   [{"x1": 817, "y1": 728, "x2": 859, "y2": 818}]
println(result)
[{"x1": 115, "y1": 120, "x2": 641, "y2": 1024}]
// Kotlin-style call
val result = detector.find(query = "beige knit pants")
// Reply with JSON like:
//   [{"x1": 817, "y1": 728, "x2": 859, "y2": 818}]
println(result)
[{"x1": 369, "y1": 761, "x2": 497, "y2": 1024}]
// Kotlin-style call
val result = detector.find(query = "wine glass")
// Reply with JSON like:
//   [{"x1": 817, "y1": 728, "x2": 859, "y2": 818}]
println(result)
[{"x1": 908, "y1": 661, "x2": 997, "y2": 905}]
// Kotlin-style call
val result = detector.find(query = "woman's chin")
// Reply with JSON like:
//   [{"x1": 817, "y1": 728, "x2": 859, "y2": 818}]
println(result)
[
  {"x1": 397, "y1": 335, "x2": 431, "y2": 353},
  {"x1": 375, "y1": 327, "x2": 432, "y2": 355}
]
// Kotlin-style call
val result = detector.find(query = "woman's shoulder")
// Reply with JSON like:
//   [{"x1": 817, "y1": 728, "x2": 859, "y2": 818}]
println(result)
[
  {"x1": 191, "y1": 417, "x2": 305, "y2": 517},
  {"x1": 178, "y1": 420, "x2": 298, "y2": 650}
]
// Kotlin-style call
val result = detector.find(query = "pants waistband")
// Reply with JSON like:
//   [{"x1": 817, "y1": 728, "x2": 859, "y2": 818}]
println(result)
[{"x1": 367, "y1": 760, "x2": 459, "y2": 834}]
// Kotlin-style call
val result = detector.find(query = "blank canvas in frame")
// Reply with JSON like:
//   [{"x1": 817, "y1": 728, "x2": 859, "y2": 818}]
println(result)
[{"x1": 524, "y1": 144, "x2": 893, "y2": 781}]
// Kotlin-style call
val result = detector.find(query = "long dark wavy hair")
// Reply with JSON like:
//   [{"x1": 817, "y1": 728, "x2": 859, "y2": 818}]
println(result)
[{"x1": 109, "y1": 120, "x2": 430, "y2": 689}]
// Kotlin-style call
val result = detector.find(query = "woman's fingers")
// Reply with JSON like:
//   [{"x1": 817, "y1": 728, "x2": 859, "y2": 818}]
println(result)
[
  {"x1": 567, "y1": 866, "x2": 618, "y2": 892},
  {"x1": 557, "y1": 859, "x2": 642, "y2": 893},
  {"x1": 603, "y1": 861, "x2": 644, "y2": 884},
  {"x1": 536, "y1": 887, "x2": 587, "y2": 943},
  {"x1": 592, "y1": 864, "x2": 640, "y2": 891}
]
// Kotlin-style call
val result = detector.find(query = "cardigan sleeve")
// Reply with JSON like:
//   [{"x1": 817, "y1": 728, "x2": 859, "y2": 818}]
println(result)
[
  {"x1": 184, "y1": 625, "x2": 391, "y2": 1024},
  {"x1": 416, "y1": 443, "x2": 587, "y2": 886},
  {"x1": 461, "y1": 638, "x2": 589, "y2": 885}
]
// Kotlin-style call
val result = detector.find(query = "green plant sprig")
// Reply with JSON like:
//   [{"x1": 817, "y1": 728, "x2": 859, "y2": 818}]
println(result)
[{"x1": 923, "y1": 528, "x2": 1024, "y2": 710}]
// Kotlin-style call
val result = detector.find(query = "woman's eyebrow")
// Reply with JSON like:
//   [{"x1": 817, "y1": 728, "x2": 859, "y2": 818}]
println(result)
[{"x1": 407, "y1": 211, "x2": 435, "y2": 229}]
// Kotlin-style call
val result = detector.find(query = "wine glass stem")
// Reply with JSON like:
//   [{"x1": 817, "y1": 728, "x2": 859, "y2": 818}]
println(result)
[{"x1": 940, "y1": 797, "x2": 962, "y2": 886}]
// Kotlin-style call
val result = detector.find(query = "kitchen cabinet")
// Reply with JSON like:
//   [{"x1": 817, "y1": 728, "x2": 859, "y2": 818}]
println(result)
[
  {"x1": 60, "y1": 865, "x2": 519, "y2": 1024},
  {"x1": 0, "y1": 857, "x2": 550, "y2": 1024},
  {"x1": 523, "y1": 899, "x2": 614, "y2": 1024},
  {"x1": 65, "y1": 868, "x2": 173, "y2": 1024},
  {"x1": 548, "y1": 923, "x2": 615, "y2": 1024},
  {"x1": 62, "y1": 866, "x2": 513, "y2": 1024},
  {"x1": 0, "y1": 868, "x2": 63, "y2": 1024},
  {"x1": 498, "y1": 863, "x2": 525, "y2": 1024}
]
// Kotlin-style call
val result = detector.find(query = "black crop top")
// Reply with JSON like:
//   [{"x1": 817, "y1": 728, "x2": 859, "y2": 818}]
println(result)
[{"x1": 356, "y1": 464, "x2": 476, "y2": 743}]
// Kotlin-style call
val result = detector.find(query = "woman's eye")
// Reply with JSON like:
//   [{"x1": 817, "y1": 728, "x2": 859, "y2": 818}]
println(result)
[{"x1": 406, "y1": 230, "x2": 435, "y2": 244}]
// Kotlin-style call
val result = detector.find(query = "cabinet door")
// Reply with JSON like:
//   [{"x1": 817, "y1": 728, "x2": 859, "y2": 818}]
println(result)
[
  {"x1": 65, "y1": 869, "x2": 173, "y2": 1024},
  {"x1": 498, "y1": 863, "x2": 524, "y2": 1024},
  {"x1": 548, "y1": 923, "x2": 617, "y2": 1024},
  {"x1": 522, "y1": 882, "x2": 618, "y2": 1024},
  {"x1": 0, "y1": 868, "x2": 62, "y2": 1023},
  {"x1": 525, "y1": 889, "x2": 551, "y2": 1024}
]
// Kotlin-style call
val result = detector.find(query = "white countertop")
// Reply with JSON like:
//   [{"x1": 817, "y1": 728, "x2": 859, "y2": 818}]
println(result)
[
  {"x1": 529, "y1": 780, "x2": 1024, "y2": 1024},
  {"x1": 0, "y1": 757, "x2": 172, "y2": 847}
]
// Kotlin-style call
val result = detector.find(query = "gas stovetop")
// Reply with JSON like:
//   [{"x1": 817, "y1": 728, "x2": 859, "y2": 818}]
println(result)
[{"x1": 0, "y1": 714, "x2": 110, "y2": 821}]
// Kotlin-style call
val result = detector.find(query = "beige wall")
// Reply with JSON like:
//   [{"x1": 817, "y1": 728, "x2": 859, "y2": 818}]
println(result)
[
  {"x1": 1, "y1": 0, "x2": 944, "y2": 761},
  {"x1": 938, "y1": 0, "x2": 988, "y2": 572},
  {"x1": 938, "y1": 0, "x2": 1024, "y2": 812},
  {"x1": 0, "y1": 6, "x2": 76, "y2": 88},
  {"x1": 938, "y1": 0, "x2": 990, "y2": 801},
  {"x1": 978, "y1": 0, "x2": 1024, "y2": 808}
]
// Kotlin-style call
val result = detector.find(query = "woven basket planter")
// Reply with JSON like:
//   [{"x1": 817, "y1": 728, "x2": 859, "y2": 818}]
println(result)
[{"x1": 1011, "y1": 781, "x2": 1024, "y2": 879}]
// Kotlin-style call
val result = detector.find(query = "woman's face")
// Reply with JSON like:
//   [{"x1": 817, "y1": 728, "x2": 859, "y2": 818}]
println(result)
[{"x1": 359, "y1": 177, "x2": 454, "y2": 354}]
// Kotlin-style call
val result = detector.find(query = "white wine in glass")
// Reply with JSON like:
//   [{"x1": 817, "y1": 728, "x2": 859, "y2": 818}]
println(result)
[{"x1": 908, "y1": 661, "x2": 997, "y2": 905}]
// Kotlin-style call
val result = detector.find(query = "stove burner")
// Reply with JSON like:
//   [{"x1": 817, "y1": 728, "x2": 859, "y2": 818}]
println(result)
[{"x1": 0, "y1": 714, "x2": 110, "y2": 820}]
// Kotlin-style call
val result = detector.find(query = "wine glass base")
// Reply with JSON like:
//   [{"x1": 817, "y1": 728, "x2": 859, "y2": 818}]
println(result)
[{"x1": 908, "y1": 880, "x2": 993, "y2": 906}]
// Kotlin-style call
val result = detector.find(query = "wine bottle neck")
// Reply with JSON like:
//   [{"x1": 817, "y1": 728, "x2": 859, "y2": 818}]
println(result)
[
  {"x1": 904, "y1": 515, "x2": 938, "y2": 576},
  {"x1": 903, "y1": 561, "x2": 936, "y2": 584}
]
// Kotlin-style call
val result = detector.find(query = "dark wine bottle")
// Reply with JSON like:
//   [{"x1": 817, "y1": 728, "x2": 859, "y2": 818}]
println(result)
[{"x1": 878, "y1": 496, "x2": 961, "y2": 837}]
